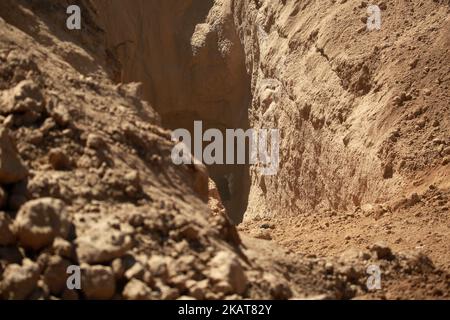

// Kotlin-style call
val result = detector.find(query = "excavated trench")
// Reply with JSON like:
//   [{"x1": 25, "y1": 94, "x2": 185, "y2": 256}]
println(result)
[
  {"x1": 1, "y1": 0, "x2": 449, "y2": 301},
  {"x1": 94, "y1": 0, "x2": 253, "y2": 223}
]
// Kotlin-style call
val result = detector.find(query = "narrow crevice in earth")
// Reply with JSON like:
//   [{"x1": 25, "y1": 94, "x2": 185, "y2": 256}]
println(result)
[{"x1": 94, "y1": 0, "x2": 254, "y2": 224}]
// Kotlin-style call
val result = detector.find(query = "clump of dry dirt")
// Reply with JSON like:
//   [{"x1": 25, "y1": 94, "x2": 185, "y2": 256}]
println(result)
[{"x1": 0, "y1": 0, "x2": 449, "y2": 300}]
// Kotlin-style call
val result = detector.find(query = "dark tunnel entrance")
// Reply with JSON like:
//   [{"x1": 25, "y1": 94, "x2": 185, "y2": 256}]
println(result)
[
  {"x1": 163, "y1": 115, "x2": 252, "y2": 225},
  {"x1": 96, "y1": 0, "x2": 252, "y2": 223}
]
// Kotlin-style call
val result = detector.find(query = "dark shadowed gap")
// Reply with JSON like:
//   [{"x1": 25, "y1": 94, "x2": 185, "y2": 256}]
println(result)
[
  {"x1": 162, "y1": 115, "x2": 251, "y2": 225},
  {"x1": 96, "y1": 0, "x2": 252, "y2": 224}
]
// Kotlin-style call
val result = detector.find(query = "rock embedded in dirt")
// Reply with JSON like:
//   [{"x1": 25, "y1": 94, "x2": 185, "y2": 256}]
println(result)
[
  {"x1": 124, "y1": 261, "x2": 145, "y2": 280},
  {"x1": 86, "y1": 133, "x2": 105, "y2": 150},
  {"x1": 52, "y1": 237, "x2": 74, "y2": 259},
  {"x1": 36, "y1": 252, "x2": 50, "y2": 270},
  {"x1": 339, "y1": 248, "x2": 365, "y2": 263},
  {"x1": 192, "y1": 163, "x2": 209, "y2": 202},
  {"x1": 81, "y1": 264, "x2": 116, "y2": 300},
  {"x1": 179, "y1": 224, "x2": 201, "y2": 240},
  {"x1": 0, "y1": 259, "x2": 40, "y2": 299},
  {"x1": 0, "y1": 211, "x2": 16, "y2": 245},
  {"x1": 147, "y1": 255, "x2": 169, "y2": 280},
  {"x1": 336, "y1": 265, "x2": 362, "y2": 283},
  {"x1": 254, "y1": 229, "x2": 272, "y2": 240},
  {"x1": 260, "y1": 223, "x2": 275, "y2": 229},
  {"x1": 0, "y1": 80, "x2": 44, "y2": 115},
  {"x1": 50, "y1": 103, "x2": 71, "y2": 127},
  {"x1": 370, "y1": 242, "x2": 394, "y2": 260},
  {"x1": 75, "y1": 221, "x2": 133, "y2": 264},
  {"x1": 122, "y1": 278, "x2": 153, "y2": 300},
  {"x1": 169, "y1": 274, "x2": 190, "y2": 291},
  {"x1": 40, "y1": 117, "x2": 56, "y2": 134},
  {"x1": 0, "y1": 126, "x2": 28, "y2": 184},
  {"x1": 42, "y1": 255, "x2": 71, "y2": 295},
  {"x1": 442, "y1": 156, "x2": 450, "y2": 166},
  {"x1": 382, "y1": 161, "x2": 394, "y2": 179},
  {"x1": 187, "y1": 279, "x2": 209, "y2": 300},
  {"x1": 123, "y1": 170, "x2": 140, "y2": 187},
  {"x1": 406, "y1": 193, "x2": 421, "y2": 207},
  {"x1": 2, "y1": 114, "x2": 14, "y2": 128},
  {"x1": 263, "y1": 273, "x2": 293, "y2": 300},
  {"x1": 208, "y1": 251, "x2": 248, "y2": 295},
  {"x1": 373, "y1": 204, "x2": 388, "y2": 220},
  {"x1": 14, "y1": 198, "x2": 71, "y2": 250},
  {"x1": 156, "y1": 280, "x2": 180, "y2": 300},
  {"x1": 48, "y1": 148, "x2": 71, "y2": 170}
]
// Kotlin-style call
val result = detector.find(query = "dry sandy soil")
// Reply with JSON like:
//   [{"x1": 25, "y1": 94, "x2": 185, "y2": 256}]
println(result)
[{"x1": 0, "y1": 0, "x2": 449, "y2": 300}]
